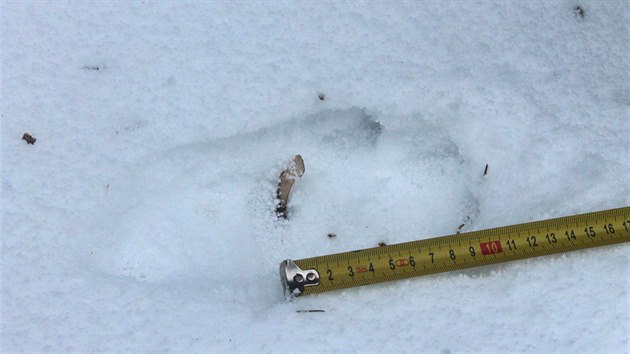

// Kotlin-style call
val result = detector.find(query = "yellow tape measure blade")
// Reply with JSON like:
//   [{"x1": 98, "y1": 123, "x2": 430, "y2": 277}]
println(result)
[{"x1": 280, "y1": 207, "x2": 630, "y2": 297}]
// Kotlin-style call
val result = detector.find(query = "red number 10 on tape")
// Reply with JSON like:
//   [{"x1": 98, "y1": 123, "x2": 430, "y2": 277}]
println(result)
[{"x1": 480, "y1": 240, "x2": 503, "y2": 255}]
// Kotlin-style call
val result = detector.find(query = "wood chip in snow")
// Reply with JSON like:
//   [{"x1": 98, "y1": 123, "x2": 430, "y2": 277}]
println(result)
[
  {"x1": 22, "y1": 133, "x2": 36, "y2": 145},
  {"x1": 276, "y1": 155, "x2": 305, "y2": 219}
]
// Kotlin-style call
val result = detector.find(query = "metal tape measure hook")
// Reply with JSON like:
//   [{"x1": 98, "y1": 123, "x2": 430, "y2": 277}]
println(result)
[{"x1": 280, "y1": 259, "x2": 320, "y2": 298}]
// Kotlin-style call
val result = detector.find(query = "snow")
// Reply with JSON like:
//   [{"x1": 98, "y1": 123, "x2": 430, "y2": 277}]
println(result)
[{"x1": 2, "y1": 1, "x2": 629, "y2": 352}]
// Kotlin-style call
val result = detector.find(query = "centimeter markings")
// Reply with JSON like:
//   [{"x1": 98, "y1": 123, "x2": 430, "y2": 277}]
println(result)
[{"x1": 294, "y1": 207, "x2": 630, "y2": 295}]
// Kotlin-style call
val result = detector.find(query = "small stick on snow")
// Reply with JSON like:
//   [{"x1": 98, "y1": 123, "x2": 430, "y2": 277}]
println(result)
[
  {"x1": 574, "y1": 6, "x2": 584, "y2": 20},
  {"x1": 457, "y1": 216, "x2": 471, "y2": 234},
  {"x1": 483, "y1": 163, "x2": 488, "y2": 176},
  {"x1": 296, "y1": 309, "x2": 325, "y2": 313},
  {"x1": 276, "y1": 155, "x2": 305, "y2": 219}
]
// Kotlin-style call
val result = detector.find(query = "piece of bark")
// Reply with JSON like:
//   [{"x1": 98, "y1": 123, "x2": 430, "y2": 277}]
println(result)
[
  {"x1": 276, "y1": 155, "x2": 305, "y2": 219},
  {"x1": 22, "y1": 133, "x2": 36, "y2": 145}
]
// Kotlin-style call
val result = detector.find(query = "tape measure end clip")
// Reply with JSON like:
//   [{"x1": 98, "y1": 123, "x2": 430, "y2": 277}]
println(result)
[{"x1": 280, "y1": 259, "x2": 320, "y2": 299}]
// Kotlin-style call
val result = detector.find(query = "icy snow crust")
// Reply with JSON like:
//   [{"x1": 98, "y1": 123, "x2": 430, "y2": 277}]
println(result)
[{"x1": 2, "y1": 1, "x2": 629, "y2": 352}]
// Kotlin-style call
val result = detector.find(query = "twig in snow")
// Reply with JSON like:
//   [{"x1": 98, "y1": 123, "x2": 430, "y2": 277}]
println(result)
[
  {"x1": 574, "y1": 5, "x2": 584, "y2": 20},
  {"x1": 456, "y1": 216, "x2": 472, "y2": 234},
  {"x1": 483, "y1": 163, "x2": 488, "y2": 176}
]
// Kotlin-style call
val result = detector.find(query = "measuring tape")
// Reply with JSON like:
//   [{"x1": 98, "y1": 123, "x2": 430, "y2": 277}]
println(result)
[{"x1": 280, "y1": 207, "x2": 630, "y2": 297}]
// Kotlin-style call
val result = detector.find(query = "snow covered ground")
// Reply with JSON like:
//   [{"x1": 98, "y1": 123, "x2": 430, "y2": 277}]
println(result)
[{"x1": 2, "y1": 1, "x2": 629, "y2": 352}]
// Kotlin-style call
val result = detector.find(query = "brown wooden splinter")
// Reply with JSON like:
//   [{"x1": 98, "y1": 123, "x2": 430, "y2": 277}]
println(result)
[{"x1": 276, "y1": 155, "x2": 305, "y2": 219}]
